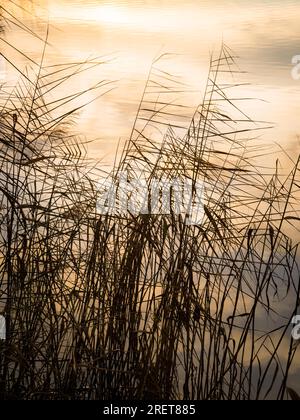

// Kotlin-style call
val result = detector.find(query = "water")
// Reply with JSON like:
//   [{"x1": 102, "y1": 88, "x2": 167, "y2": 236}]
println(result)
[
  {"x1": 2, "y1": 0, "x2": 300, "y2": 163},
  {"x1": 2, "y1": 0, "x2": 300, "y2": 396}
]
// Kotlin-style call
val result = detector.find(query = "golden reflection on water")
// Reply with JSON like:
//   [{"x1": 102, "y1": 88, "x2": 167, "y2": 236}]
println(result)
[
  {"x1": 1, "y1": 0, "x2": 300, "y2": 395},
  {"x1": 2, "y1": 0, "x2": 300, "y2": 165}
]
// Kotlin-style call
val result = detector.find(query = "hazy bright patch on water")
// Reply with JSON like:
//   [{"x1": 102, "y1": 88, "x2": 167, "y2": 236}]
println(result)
[{"x1": 2, "y1": 0, "x2": 300, "y2": 162}]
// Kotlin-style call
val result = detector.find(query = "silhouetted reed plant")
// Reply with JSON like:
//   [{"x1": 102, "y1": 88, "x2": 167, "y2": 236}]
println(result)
[{"x1": 0, "y1": 3, "x2": 300, "y2": 400}]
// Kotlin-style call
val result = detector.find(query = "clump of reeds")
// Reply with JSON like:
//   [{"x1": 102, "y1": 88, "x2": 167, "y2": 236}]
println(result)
[{"x1": 0, "y1": 5, "x2": 300, "y2": 400}]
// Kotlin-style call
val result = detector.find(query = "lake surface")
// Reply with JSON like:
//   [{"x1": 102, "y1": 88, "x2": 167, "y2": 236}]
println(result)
[
  {"x1": 2, "y1": 0, "x2": 300, "y2": 163},
  {"x1": 1, "y1": 0, "x2": 300, "y2": 395}
]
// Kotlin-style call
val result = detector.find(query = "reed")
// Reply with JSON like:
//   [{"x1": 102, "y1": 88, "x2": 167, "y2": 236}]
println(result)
[{"x1": 0, "y1": 4, "x2": 299, "y2": 400}]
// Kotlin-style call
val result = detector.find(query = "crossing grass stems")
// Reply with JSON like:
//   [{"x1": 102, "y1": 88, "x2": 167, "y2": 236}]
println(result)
[{"x1": 0, "y1": 2, "x2": 300, "y2": 400}]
